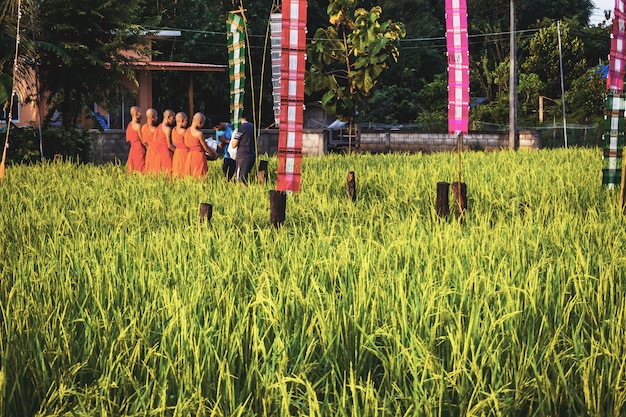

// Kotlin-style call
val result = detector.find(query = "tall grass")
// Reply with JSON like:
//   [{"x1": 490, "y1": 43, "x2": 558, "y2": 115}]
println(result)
[{"x1": 1, "y1": 148, "x2": 625, "y2": 416}]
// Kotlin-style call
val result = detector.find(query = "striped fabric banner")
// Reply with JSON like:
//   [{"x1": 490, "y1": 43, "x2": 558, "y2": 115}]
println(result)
[
  {"x1": 445, "y1": 0, "x2": 470, "y2": 135},
  {"x1": 270, "y1": 12, "x2": 282, "y2": 127},
  {"x1": 228, "y1": 13, "x2": 246, "y2": 130},
  {"x1": 607, "y1": 0, "x2": 626, "y2": 92},
  {"x1": 603, "y1": 93, "x2": 625, "y2": 187},
  {"x1": 603, "y1": 1, "x2": 626, "y2": 188},
  {"x1": 276, "y1": 0, "x2": 307, "y2": 193}
]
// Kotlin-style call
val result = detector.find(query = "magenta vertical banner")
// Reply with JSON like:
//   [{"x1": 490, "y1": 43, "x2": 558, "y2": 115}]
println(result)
[
  {"x1": 608, "y1": 0, "x2": 626, "y2": 92},
  {"x1": 277, "y1": 0, "x2": 307, "y2": 193},
  {"x1": 446, "y1": 0, "x2": 470, "y2": 135}
]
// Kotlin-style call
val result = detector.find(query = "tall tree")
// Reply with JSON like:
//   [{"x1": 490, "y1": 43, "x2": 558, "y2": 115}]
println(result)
[
  {"x1": 149, "y1": 0, "x2": 329, "y2": 128},
  {"x1": 522, "y1": 19, "x2": 586, "y2": 99},
  {"x1": 0, "y1": 0, "x2": 39, "y2": 110},
  {"x1": 306, "y1": 0, "x2": 406, "y2": 129},
  {"x1": 35, "y1": 0, "x2": 151, "y2": 129}
]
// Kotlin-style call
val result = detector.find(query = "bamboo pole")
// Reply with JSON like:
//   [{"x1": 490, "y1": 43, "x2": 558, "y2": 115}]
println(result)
[
  {"x1": 619, "y1": 153, "x2": 626, "y2": 214},
  {"x1": 454, "y1": 132, "x2": 465, "y2": 216}
]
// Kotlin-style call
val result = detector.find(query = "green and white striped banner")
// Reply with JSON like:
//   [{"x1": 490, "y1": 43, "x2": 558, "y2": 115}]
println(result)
[
  {"x1": 228, "y1": 12, "x2": 246, "y2": 130},
  {"x1": 602, "y1": 92, "x2": 625, "y2": 188}
]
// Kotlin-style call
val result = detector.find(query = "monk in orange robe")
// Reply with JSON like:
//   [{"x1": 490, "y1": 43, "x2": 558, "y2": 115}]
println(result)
[
  {"x1": 153, "y1": 109, "x2": 175, "y2": 174},
  {"x1": 171, "y1": 112, "x2": 189, "y2": 178},
  {"x1": 142, "y1": 108, "x2": 159, "y2": 174},
  {"x1": 126, "y1": 106, "x2": 146, "y2": 173},
  {"x1": 184, "y1": 112, "x2": 218, "y2": 178}
]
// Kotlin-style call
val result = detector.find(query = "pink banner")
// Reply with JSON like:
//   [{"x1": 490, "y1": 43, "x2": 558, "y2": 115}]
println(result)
[
  {"x1": 277, "y1": 0, "x2": 307, "y2": 193},
  {"x1": 608, "y1": 0, "x2": 626, "y2": 92},
  {"x1": 445, "y1": 0, "x2": 470, "y2": 135}
]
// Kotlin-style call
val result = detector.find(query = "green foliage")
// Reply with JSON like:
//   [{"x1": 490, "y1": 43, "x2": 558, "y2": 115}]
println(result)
[
  {"x1": 0, "y1": 72, "x2": 11, "y2": 105},
  {"x1": 522, "y1": 19, "x2": 587, "y2": 99},
  {"x1": 566, "y1": 67, "x2": 606, "y2": 132},
  {"x1": 1, "y1": 0, "x2": 610, "y2": 132},
  {"x1": 468, "y1": 0, "x2": 592, "y2": 35},
  {"x1": 4, "y1": 125, "x2": 92, "y2": 164},
  {"x1": 414, "y1": 74, "x2": 448, "y2": 129},
  {"x1": 366, "y1": 85, "x2": 420, "y2": 124},
  {"x1": 306, "y1": 1, "x2": 406, "y2": 123},
  {"x1": 35, "y1": 0, "x2": 149, "y2": 130},
  {"x1": 469, "y1": 96, "x2": 511, "y2": 128},
  {"x1": 376, "y1": 0, "x2": 447, "y2": 90}
]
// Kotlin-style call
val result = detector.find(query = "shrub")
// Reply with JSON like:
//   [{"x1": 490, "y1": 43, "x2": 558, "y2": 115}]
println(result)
[{"x1": 4, "y1": 124, "x2": 92, "y2": 164}]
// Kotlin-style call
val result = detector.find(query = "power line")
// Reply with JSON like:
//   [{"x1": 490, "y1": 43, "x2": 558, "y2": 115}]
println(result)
[{"x1": 145, "y1": 24, "x2": 542, "y2": 45}]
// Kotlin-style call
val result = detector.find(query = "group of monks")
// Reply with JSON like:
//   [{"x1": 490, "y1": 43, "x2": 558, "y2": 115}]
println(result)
[{"x1": 125, "y1": 106, "x2": 219, "y2": 178}]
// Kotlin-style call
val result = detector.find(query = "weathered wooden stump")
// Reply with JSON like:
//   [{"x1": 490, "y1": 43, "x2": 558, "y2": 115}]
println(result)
[
  {"x1": 258, "y1": 159, "x2": 268, "y2": 184},
  {"x1": 436, "y1": 182, "x2": 450, "y2": 218},
  {"x1": 347, "y1": 171, "x2": 357, "y2": 202},
  {"x1": 269, "y1": 190, "x2": 286, "y2": 228},
  {"x1": 199, "y1": 203, "x2": 213, "y2": 225}
]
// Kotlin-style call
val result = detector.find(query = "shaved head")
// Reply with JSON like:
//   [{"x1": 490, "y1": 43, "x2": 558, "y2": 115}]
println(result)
[
  {"x1": 193, "y1": 112, "x2": 206, "y2": 127},
  {"x1": 146, "y1": 108, "x2": 158, "y2": 126}
]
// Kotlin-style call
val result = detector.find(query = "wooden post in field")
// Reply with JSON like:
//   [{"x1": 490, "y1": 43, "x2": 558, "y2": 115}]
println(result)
[
  {"x1": 269, "y1": 190, "x2": 286, "y2": 228},
  {"x1": 451, "y1": 182, "x2": 467, "y2": 216},
  {"x1": 347, "y1": 171, "x2": 357, "y2": 202},
  {"x1": 199, "y1": 203, "x2": 213, "y2": 225},
  {"x1": 258, "y1": 159, "x2": 268, "y2": 184},
  {"x1": 436, "y1": 182, "x2": 450, "y2": 218}
]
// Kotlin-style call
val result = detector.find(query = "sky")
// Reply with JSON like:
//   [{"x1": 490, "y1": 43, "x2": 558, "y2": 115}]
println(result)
[{"x1": 590, "y1": 0, "x2": 615, "y2": 24}]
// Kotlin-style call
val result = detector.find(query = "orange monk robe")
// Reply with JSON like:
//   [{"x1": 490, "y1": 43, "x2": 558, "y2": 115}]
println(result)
[
  {"x1": 171, "y1": 128, "x2": 189, "y2": 178},
  {"x1": 154, "y1": 123, "x2": 173, "y2": 173},
  {"x1": 184, "y1": 129, "x2": 208, "y2": 178},
  {"x1": 126, "y1": 122, "x2": 145, "y2": 173},
  {"x1": 142, "y1": 123, "x2": 159, "y2": 174}
]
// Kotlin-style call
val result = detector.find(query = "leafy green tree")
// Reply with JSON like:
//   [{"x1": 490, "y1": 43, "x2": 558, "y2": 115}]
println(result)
[
  {"x1": 376, "y1": 0, "x2": 446, "y2": 91},
  {"x1": 566, "y1": 67, "x2": 606, "y2": 122},
  {"x1": 35, "y1": 0, "x2": 151, "y2": 130},
  {"x1": 414, "y1": 73, "x2": 448, "y2": 130},
  {"x1": 148, "y1": 0, "x2": 229, "y2": 122},
  {"x1": 306, "y1": 0, "x2": 406, "y2": 135},
  {"x1": 518, "y1": 72, "x2": 545, "y2": 124},
  {"x1": 367, "y1": 85, "x2": 419, "y2": 124},
  {"x1": 522, "y1": 19, "x2": 587, "y2": 100},
  {"x1": 1, "y1": 0, "x2": 38, "y2": 112}
]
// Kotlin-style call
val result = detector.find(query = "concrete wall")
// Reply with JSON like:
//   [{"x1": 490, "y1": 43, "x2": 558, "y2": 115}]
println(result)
[
  {"x1": 89, "y1": 128, "x2": 539, "y2": 163},
  {"x1": 358, "y1": 130, "x2": 540, "y2": 153},
  {"x1": 90, "y1": 129, "x2": 128, "y2": 164}
]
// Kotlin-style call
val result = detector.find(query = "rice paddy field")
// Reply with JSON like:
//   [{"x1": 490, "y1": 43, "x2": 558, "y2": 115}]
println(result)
[{"x1": 1, "y1": 148, "x2": 625, "y2": 416}]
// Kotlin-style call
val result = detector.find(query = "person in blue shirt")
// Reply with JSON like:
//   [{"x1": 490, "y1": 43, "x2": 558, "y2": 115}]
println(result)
[{"x1": 214, "y1": 121, "x2": 236, "y2": 181}]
